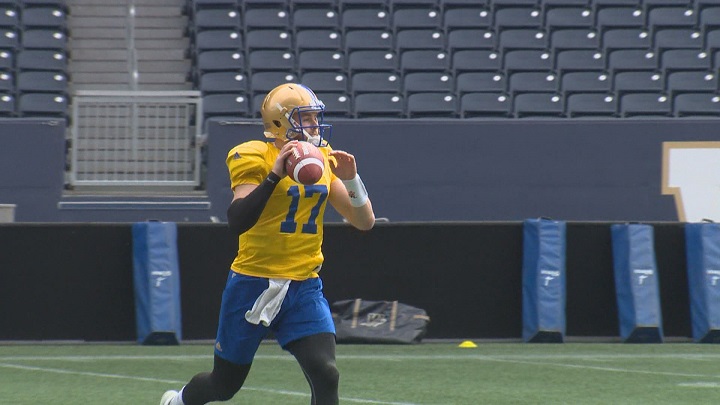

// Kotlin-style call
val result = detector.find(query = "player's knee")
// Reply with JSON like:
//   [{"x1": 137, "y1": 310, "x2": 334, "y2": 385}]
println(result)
[{"x1": 312, "y1": 359, "x2": 339, "y2": 388}]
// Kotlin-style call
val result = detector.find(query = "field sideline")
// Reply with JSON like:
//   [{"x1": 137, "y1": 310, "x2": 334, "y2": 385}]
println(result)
[{"x1": 1, "y1": 341, "x2": 719, "y2": 404}]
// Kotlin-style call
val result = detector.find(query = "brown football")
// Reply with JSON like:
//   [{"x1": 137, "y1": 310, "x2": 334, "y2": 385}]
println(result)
[{"x1": 285, "y1": 141, "x2": 325, "y2": 185}]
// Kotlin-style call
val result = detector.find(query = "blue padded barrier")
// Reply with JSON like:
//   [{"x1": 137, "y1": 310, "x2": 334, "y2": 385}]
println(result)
[
  {"x1": 522, "y1": 218, "x2": 566, "y2": 343},
  {"x1": 685, "y1": 222, "x2": 720, "y2": 343},
  {"x1": 132, "y1": 221, "x2": 182, "y2": 345},
  {"x1": 610, "y1": 224, "x2": 663, "y2": 343}
]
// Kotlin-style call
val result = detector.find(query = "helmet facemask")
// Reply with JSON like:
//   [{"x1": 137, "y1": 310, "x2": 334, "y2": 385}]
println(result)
[{"x1": 283, "y1": 104, "x2": 331, "y2": 147}]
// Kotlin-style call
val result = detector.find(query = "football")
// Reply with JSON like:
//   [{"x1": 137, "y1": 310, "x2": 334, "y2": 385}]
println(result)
[{"x1": 285, "y1": 141, "x2": 325, "y2": 185}]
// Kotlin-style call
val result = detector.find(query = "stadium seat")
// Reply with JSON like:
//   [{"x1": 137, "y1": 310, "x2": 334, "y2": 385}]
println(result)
[
  {"x1": 446, "y1": 29, "x2": 496, "y2": 52},
  {"x1": 195, "y1": 50, "x2": 245, "y2": 75},
  {"x1": 514, "y1": 92, "x2": 565, "y2": 118},
  {"x1": 566, "y1": 93, "x2": 618, "y2": 118},
  {"x1": 300, "y1": 71, "x2": 348, "y2": 93},
  {"x1": 455, "y1": 71, "x2": 507, "y2": 95},
  {"x1": 391, "y1": 0, "x2": 438, "y2": 11},
  {"x1": 0, "y1": 49, "x2": 12, "y2": 71},
  {"x1": 295, "y1": 29, "x2": 342, "y2": 51},
  {"x1": 0, "y1": 5, "x2": 18, "y2": 29},
  {"x1": 443, "y1": 7, "x2": 491, "y2": 31},
  {"x1": 393, "y1": 8, "x2": 442, "y2": 32},
  {"x1": 16, "y1": 49, "x2": 65, "y2": 72},
  {"x1": 666, "y1": 71, "x2": 718, "y2": 93},
  {"x1": 544, "y1": 7, "x2": 594, "y2": 30},
  {"x1": 494, "y1": 7, "x2": 543, "y2": 30},
  {"x1": 297, "y1": 50, "x2": 345, "y2": 73},
  {"x1": 0, "y1": 71, "x2": 12, "y2": 93},
  {"x1": 459, "y1": 92, "x2": 513, "y2": 118},
  {"x1": 338, "y1": 0, "x2": 386, "y2": 10},
  {"x1": 451, "y1": 50, "x2": 502, "y2": 73},
  {"x1": 341, "y1": 8, "x2": 391, "y2": 32},
  {"x1": 561, "y1": 71, "x2": 612, "y2": 94},
  {"x1": 653, "y1": 28, "x2": 703, "y2": 50},
  {"x1": 344, "y1": 29, "x2": 393, "y2": 52},
  {"x1": 555, "y1": 50, "x2": 606, "y2": 72},
  {"x1": 314, "y1": 92, "x2": 352, "y2": 118},
  {"x1": 509, "y1": 71, "x2": 560, "y2": 94},
  {"x1": 199, "y1": 72, "x2": 248, "y2": 94},
  {"x1": 245, "y1": 29, "x2": 292, "y2": 51},
  {"x1": 192, "y1": 9, "x2": 241, "y2": 32},
  {"x1": 0, "y1": 92, "x2": 14, "y2": 116},
  {"x1": 243, "y1": 7, "x2": 290, "y2": 30},
  {"x1": 353, "y1": 93, "x2": 405, "y2": 118},
  {"x1": 660, "y1": 49, "x2": 711, "y2": 71},
  {"x1": 400, "y1": 50, "x2": 450, "y2": 73},
  {"x1": 613, "y1": 70, "x2": 664, "y2": 94},
  {"x1": 395, "y1": 29, "x2": 445, "y2": 52},
  {"x1": 607, "y1": 49, "x2": 658, "y2": 71},
  {"x1": 350, "y1": 71, "x2": 402, "y2": 95},
  {"x1": 647, "y1": 6, "x2": 697, "y2": 29},
  {"x1": 202, "y1": 93, "x2": 249, "y2": 119},
  {"x1": 247, "y1": 49, "x2": 295, "y2": 72},
  {"x1": 190, "y1": 0, "x2": 238, "y2": 12},
  {"x1": 21, "y1": 6, "x2": 67, "y2": 30},
  {"x1": 503, "y1": 49, "x2": 552, "y2": 73},
  {"x1": 620, "y1": 92, "x2": 672, "y2": 117},
  {"x1": 706, "y1": 29, "x2": 720, "y2": 50},
  {"x1": 16, "y1": 71, "x2": 67, "y2": 93},
  {"x1": 194, "y1": 29, "x2": 243, "y2": 53},
  {"x1": 347, "y1": 50, "x2": 398, "y2": 73},
  {"x1": 498, "y1": 29, "x2": 548, "y2": 51},
  {"x1": 249, "y1": 71, "x2": 297, "y2": 96},
  {"x1": 603, "y1": 28, "x2": 652, "y2": 51},
  {"x1": 700, "y1": 7, "x2": 720, "y2": 30},
  {"x1": 403, "y1": 72, "x2": 454, "y2": 95},
  {"x1": 595, "y1": 7, "x2": 645, "y2": 32},
  {"x1": 551, "y1": 28, "x2": 600, "y2": 50},
  {"x1": 0, "y1": 28, "x2": 18, "y2": 49},
  {"x1": 406, "y1": 92, "x2": 458, "y2": 118},
  {"x1": 251, "y1": 93, "x2": 266, "y2": 117},
  {"x1": 673, "y1": 92, "x2": 720, "y2": 117},
  {"x1": 18, "y1": 92, "x2": 67, "y2": 118},
  {"x1": 292, "y1": 7, "x2": 340, "y2": 31}
]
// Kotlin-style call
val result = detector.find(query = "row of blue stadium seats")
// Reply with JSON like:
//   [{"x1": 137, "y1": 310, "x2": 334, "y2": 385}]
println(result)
[
  {"x1": 202, "y1": 91, "x2": 720, "y2": 119},
  {"x1": 0, "y1": 28, "x2": 66, "y2": 50},
  {"x1": 193, "y1": 48, "x2": 720, "y2": 77},
  {"x1": 188, "y1": 3, "x2": 720, "y2": 34},
  {"x1": 190, "y1": 27, "x2": 720, "y2": 57},
  {"x1": 0, "y1": 48, "x2": 66, "y2": 72},
  {"x1": 197, "y1": 70, "x2": 720, "y2": 95},
  {"x1": 0, "y1": 4, "x2": 67, "y2": 30},
  {"x1": 189, "y1": 0, "x2": 720, "y2": 14}
]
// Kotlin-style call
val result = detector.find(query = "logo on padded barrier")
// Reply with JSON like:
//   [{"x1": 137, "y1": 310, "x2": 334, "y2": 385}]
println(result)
[
  {"x1": 151, "y1": 270, "x2": 172, "y2": 287},
  {"x1": 662, "y1": 142, "x2": 720, "y2": 222},
  {"x1": 633, "y1": 269, "x2": 654, "y2": 285},
  {"x1": 707, "y1": 270, "x2": 720, "y2": 286},
  {"x1": 540, "y1": 270, "x2": 560, "y2": 287}
]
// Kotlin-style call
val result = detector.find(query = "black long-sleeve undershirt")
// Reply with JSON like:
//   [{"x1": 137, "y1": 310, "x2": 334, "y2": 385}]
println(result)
[{"x1": 226, "y1": 172, "x2": 281, "y2": 236}]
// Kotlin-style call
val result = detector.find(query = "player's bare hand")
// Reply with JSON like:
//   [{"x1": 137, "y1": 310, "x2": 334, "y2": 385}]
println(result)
[
  {"x1": 329, "y1": 150, "x2": 357, "y2": 180},
  {"x1": 272, "y1": 140, "x2": 298, "y2": 178}
]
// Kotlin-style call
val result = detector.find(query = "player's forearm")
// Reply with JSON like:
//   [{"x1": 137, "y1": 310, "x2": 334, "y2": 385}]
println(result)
[{"x1": 227, "y1": 173, "x2": 281, "y2": 235}]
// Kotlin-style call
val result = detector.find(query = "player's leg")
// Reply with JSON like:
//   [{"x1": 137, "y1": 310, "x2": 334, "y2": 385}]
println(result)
[
  {"x1": 285, "y1": 332, "x2": 339, "y2": 405},
  {"x1": 162, "y1": 272, "x2": 270, "y2": 405},
  {"x1": 275, "y1": 277, "x2": 339, "y2": 405}
]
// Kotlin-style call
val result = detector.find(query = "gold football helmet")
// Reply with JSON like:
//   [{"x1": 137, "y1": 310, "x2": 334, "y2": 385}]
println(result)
[{"x1": 260, "y1": 83, "x2": 331, "y2": 146}]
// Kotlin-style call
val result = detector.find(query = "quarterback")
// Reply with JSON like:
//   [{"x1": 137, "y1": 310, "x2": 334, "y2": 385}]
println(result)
[{"x1": 161, "y1": 83, "x2": 375, "y2": 405}]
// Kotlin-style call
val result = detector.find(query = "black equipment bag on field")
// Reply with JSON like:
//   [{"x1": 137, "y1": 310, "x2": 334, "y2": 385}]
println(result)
[{"x1": 331, "y1": 299, "x2": 431, "y2": 344}]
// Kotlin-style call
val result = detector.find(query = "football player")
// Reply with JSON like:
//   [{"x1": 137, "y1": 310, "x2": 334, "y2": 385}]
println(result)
[{"x1": 160, "y1": 83, "x2": 375, "y2": 405}]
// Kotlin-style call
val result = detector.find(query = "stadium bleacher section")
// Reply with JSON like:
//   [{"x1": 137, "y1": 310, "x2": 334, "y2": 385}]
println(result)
[{"x1": 186, "y1": 0, "x2": 720, "y2": 119}]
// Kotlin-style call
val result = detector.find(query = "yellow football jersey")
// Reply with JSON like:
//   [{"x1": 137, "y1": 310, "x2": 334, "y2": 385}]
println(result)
[{"x1": 226, "y1": 140, "x2": 338, "y2": 281}]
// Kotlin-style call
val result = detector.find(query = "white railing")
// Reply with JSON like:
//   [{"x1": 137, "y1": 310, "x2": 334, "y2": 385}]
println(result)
[{"x1": 69, "y1": 91, "x2": 203, "y2": 187}]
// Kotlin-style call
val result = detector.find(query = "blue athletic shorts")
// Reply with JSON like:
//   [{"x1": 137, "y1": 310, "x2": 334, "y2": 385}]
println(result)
[{"x1": 214, "y1": 271, "x2": 335, "y2": 365}]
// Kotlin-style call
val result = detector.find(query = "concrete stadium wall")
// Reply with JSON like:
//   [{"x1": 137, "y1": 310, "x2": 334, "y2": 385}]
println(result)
[{"x1": 0, "y1": 222, "x2": 690, "y2": 341}]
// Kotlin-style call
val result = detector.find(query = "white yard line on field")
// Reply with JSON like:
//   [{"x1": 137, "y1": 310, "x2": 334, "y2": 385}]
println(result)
[{"x1": 0, "y1": 362, "x2": 420, "y2": 405}]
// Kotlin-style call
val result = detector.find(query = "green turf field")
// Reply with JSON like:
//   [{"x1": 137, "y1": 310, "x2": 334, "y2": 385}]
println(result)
[{"x1": 1, "y1": 341, "x2": 719, "y2": 404}]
